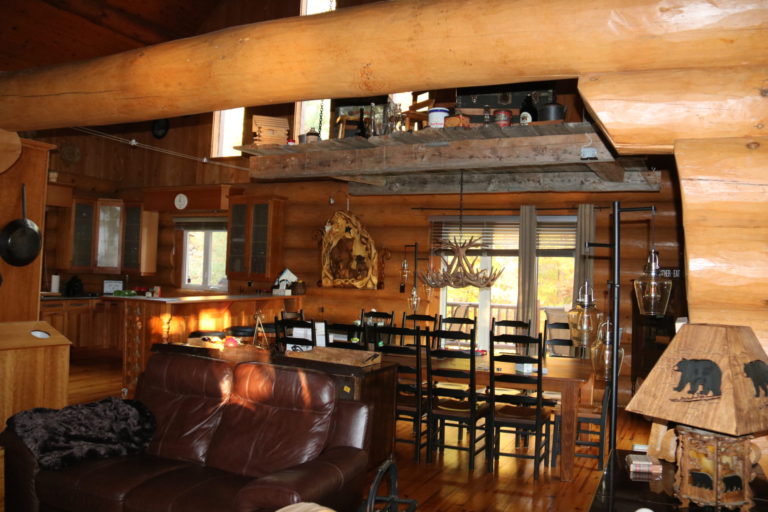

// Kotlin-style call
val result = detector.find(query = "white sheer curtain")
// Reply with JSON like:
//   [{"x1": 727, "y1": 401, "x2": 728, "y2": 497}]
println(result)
[{"x1": 573, "y1": 204, "x2": 596, "y2": 306}]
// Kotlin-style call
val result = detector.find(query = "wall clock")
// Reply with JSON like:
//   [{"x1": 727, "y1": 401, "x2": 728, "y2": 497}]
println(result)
[
  {"x1": 174, "y1": 193, "x2": 189, "y2": 210},
  {"x1": 152, "y1": 119, "x2": 170, "y2": 139}
]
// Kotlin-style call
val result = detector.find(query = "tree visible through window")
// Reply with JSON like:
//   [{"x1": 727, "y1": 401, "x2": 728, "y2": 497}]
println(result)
[{"x1": 183, "y1": 230, "x2": 228, "y2": 291}]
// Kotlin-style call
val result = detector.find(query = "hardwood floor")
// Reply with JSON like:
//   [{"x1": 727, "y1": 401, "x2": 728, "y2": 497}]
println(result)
[{"x1": 63, "y1": 356, "x2": 651, "y2": 512}]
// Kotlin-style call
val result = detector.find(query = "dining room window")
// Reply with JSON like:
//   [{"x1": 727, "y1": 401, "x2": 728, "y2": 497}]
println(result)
[{"x1": 433, "y1": 214, "x2": 577, "y2": 346}]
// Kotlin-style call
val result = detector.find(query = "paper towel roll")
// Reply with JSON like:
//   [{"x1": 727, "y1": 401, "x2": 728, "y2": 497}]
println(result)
[{"x1": 51, "y1": 275, "x2": 60, "y2": 293}]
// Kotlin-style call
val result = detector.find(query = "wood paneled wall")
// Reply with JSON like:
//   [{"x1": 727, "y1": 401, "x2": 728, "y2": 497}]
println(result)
[{"x1": 0, "y1": 139, "x2": 54, "y2": 321}]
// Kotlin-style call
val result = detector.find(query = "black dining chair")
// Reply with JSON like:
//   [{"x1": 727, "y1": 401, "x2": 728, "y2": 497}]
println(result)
[
  {"x1": 543, "y1": 320, "x2": 574, "y2": 358},
  {"x1": 361, "y1": 309, "x2": 395, "y2": 347},
  {"x1": 400, "y1": 313, "x2": 437, "y2": 344},
  {"x1": 551, "y1": 385, "x2": 612, "y2": 470},
  {"x1": 274, "y1": 317, "x2": 316, "y2": 351},
  {"x1": 325, "y1": 322, "x2": 366, "y2": 351},
  {"x1": 486, "y1": 324, "x2": 553, "y2": 479},
  {"x1": 280, "y1": 309, "x2": 305, "y2": 321},
  {"x1": 435, "y1": 316, "x2": 476, "y2": 349},
  {"x1": 491, "y1": 319, "x2": 532, "y2": 353},
  {"x1": 374, "y1": 325, "x2": 429, "y2": 461},
  {"x1": 425, "y1": 327, "x2": 488, "y2": 471}
]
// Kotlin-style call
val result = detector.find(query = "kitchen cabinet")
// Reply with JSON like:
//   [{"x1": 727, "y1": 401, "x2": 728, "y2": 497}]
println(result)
[
  {"x1": 226, "y1": 195, "x2": 285, "y2": 281},
  {"x1": 39, "y1": 299, "x2": 121, "y2": 353},
  {"x1": 123, "y1": 203, "x2": 159, "y2": 276},
  {"x1": 58, "y1": 198, "x2": 124, "y2": 272}
]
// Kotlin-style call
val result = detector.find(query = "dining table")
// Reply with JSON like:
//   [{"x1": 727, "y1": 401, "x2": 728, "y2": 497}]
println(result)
[{"x1": 382, "y1": 351, "x2": 595, "y2": 481}]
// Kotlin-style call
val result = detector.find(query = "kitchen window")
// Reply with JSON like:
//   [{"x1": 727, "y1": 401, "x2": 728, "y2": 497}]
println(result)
[{"x1": 176, "y1": 218, "x2": 228, "y2": 291}]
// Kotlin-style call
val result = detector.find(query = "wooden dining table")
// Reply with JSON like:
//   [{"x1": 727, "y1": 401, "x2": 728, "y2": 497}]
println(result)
[{"x1": 382, "y1": 352, "x2": 595, "y2": 481}]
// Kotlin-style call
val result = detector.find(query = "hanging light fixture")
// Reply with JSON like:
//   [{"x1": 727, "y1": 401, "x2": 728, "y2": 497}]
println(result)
[
  {"x1": 633, "y1": 207, "x2": 673, "y2": 316},
  {"x1": 420, "y1": 170, "x2": 503, "y2": 289},
  {"x1": 407, "y1": 285, "x2": 421, "y2": 313},
  {"x1": 399, "y1": 246, "x2": 410, "y2": 293}
]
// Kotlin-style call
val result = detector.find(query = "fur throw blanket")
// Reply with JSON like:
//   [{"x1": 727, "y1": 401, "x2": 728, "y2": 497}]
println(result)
[{"x1": 6, "y1": 397, "x2": 155, "y2": 470}]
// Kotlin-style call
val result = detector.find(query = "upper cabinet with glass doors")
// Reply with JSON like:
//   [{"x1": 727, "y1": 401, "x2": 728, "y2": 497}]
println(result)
[{"x1": 226, "y1": 195, "x2": 285, "y2": 282}]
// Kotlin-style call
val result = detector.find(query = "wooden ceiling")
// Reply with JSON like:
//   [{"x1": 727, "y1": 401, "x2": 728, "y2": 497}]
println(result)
[{"x1": 0, "y1": 0, "x2": 287, "y2": 72}]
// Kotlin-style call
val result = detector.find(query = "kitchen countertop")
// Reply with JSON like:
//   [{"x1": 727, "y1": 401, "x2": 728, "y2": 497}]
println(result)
[{"x1": 41, "y1": 294, "x2": 292, "y2": 303}]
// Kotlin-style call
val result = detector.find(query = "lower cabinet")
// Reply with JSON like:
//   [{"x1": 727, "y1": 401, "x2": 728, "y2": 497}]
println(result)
[{"x1": 39, "y1": 299, "x2": 122, "y2": 354}]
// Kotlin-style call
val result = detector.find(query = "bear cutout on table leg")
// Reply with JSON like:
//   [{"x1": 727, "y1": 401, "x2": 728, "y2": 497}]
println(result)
[
  {"x1": 673, "y1": 358, "x2": 722, "y2": 396},
  {"x1": 689, "y1": 471, "x2": 714, "y2": 490},
  {"x1": 744, "y1": 360, "x2": 768, "y2": 397}
]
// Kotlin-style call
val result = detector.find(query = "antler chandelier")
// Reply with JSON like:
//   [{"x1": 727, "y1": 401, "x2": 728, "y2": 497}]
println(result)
[
  {"x1": 420, "y1": 236, "x2": 503, "y2": 288},
  {"x1": 419, "y1": 171, "x2": 503, "y2": 289}
]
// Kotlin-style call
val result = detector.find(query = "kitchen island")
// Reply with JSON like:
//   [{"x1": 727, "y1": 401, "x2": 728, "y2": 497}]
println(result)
[{"x1": 97, "y1": 294, "x2": 302, "y2": 392}]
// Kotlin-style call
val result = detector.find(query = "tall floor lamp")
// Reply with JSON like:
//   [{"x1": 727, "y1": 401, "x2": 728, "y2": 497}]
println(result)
[{"x1": 587, "y1": 201, "x2": 655, "y2": 455}]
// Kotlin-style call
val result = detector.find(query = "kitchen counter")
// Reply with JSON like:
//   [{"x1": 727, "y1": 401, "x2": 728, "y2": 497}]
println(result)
[{"x1": 101, "y1": 293, "x2": 289, "y2": 304}]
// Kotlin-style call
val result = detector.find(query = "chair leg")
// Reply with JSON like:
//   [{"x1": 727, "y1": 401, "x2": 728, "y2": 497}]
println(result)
[
  {"x1": 426, "y1": 415, "x2": 436, "y2": 464},
  {"x1": 551, "y1": 415, "x2": 561, "y2": 468},
  {"x1": 485, "y1": 418, "x2": 494, "y2": 473},
  {"x1": 468, "y1": 423, "x2": 475, "y2": 471},
  {"x1": 414, "y1": 416, "x2": 421, "y2": 462}
]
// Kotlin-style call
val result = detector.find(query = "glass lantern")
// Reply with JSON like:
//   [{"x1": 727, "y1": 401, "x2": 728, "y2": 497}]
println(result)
[
  {"x1": 591, "y1": 319, "x2": 624, "y2": 381},
  {"x1": 633, "y1": 250, "x2": 673, "y2": 316},
  {"x1": 568, "y1": 281, "x2": 601, "y2": 358},
  {"x1": 407, "y1": 285, "x2": 420, "y2": 313}
]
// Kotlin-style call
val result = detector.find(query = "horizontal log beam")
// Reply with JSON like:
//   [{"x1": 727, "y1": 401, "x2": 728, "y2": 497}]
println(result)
[
  {"x1": 347, "y1": 169, "x2": 660, "y2": 195},
  {"x1": 579, "y1": 66, "x2": 768, "y2": 155},
  {"x1": 249, "y1": 134, "x2": 615, "y2": 179},
  {"x1": 0, "y1": 0, "x2": 766, "y2": 131}
]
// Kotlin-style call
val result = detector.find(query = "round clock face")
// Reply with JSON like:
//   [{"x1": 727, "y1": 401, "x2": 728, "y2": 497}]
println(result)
[{"x1": 174, "y1": 193, "x2": 189, "y2": 210}]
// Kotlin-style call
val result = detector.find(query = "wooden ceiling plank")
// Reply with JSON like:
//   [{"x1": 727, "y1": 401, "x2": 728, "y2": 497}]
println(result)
[
  {"x1": 335, "y1": 175, "x2": 388, "y2": 187},
  {"x1": 249, "y1": 133, "x2": 614, "y2": 180},
  {"x1": 40, "y1": 0, "x2": 171, "y2": 45},
  {"x1": 1, "y1": 0, "x2": 766, "y2": 131}
]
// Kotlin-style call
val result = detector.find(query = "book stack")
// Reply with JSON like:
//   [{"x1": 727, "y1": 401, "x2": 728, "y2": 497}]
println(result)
[
  {"x1": 626, "y1": 453, "x2": 663, "y2": 481},
  {"x1": 252, "y1": 115, "x2": 289, "y2": 145}
]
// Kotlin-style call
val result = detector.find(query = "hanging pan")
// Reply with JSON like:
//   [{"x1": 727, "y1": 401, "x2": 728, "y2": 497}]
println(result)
[{"x1": 0, "y1": 184, "x2": 42, "y2": 266}]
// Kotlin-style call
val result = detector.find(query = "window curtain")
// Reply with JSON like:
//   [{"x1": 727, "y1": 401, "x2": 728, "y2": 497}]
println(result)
[
  {"x1": 573, "y1": 204, "x2": 595, "y2": 306},
  {"x1": 517, "y1": 205, "x2": 538, "y2": 335}
]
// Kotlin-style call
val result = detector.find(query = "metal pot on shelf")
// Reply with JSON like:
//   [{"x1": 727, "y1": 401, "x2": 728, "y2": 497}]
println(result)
[{"x1": 538, "y1": 102, "x2": 566, "y2": 121}]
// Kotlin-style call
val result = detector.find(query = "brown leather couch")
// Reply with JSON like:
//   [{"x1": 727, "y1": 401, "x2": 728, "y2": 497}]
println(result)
[{"x1": 2, "y1": 351, "x2": 370, "y2": 512}]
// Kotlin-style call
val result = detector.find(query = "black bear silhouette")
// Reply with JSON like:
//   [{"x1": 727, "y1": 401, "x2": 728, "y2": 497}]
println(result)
[
  {"x1": 673, "y1": 359, "x2": 722, "y2": 396},
  {"x1": 744, "y1": 360, "x2": 768, "y2": 397}
]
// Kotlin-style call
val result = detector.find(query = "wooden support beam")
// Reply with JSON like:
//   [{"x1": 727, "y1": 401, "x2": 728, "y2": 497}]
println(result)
[
  {"x1": 0, "y1": 0, "x2": 766, "y2": 131},
  {"x1": 579, "y1": 66, "x2": 768, "y2": 155},
  {"x1": 347, "y1": 169, "x2": 660, "y2": 196},
  {"x1": 587, "y1": 162, "x2": 625, "y2": 182},
  {"x1": 249, "y1": 134, "x2": 614, "y2": 180},
  {"x1": 674, "y1": 137, "x2": 768, "y2": 349},
  {"x1": 336, "y1": 175, "x2": 388, "y2": 187}
]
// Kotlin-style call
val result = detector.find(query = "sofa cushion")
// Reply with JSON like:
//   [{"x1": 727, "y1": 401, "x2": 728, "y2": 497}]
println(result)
[
  {"x1": 36, "y1": 454, "x2": 189, "y2": 512},
  {"x1": 206, "y1": 363, "x2": 336, "y2": 477},
  {"x1": 123, "y1": 463, "x2": 252, "y2": 512},
  {"x1": 135, "y1": 352, "x2": 233, "y2": 464}
]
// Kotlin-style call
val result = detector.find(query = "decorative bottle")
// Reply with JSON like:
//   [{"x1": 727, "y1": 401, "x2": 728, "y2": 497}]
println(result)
[{"x1": 567, "y1": 281, "x2": 600, "y2": 358}]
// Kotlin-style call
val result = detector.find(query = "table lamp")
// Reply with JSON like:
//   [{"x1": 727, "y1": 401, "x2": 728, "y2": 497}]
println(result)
[{"x1": 626, "y1": 323, "x2": 768, "y2": 511}]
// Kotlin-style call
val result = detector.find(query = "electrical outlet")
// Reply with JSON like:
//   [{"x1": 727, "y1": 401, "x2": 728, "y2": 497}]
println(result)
[{"x1": 580, "y1": 147, "x2": 598, "y2": 160}]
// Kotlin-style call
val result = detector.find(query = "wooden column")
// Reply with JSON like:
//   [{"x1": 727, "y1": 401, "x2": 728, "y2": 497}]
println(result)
[
  {"x1": 674, "y1": 137, "x2": 768, "y2": 350},
  {"x1": 0, "y1": 139, "x2": 55, "y2": 322}
]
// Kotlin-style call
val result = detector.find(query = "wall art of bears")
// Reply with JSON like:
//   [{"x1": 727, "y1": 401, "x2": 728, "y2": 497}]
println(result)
[
  {"x1": 673, "y1": 358, "x2": 722, "y2": 396},
  {"x1": 744, "y1": 359, "x2": 768, "y2": 397}
]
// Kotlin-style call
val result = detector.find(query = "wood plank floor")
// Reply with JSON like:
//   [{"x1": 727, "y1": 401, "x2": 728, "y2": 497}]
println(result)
[{"x1": 62, "y1": 356, "x2": 651, "y2": 512}]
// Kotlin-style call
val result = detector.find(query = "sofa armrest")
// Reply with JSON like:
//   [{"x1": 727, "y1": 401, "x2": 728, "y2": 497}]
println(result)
[
  {"x1": 234, "y1": 446, "x2": 368, "y2": 512},
  {"x1": 327, "y1": 400, "x2": 369, "y2": 450},
  {"x1": 0, "y1": 428, "x2": 42, "y2": 512}
]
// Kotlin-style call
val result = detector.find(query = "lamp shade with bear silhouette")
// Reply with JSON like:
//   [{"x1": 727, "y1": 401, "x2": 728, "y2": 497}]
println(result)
[
  {"x1": 626, "y1": 323, "x2": 768, "y2": 511},
  {"x1": 627, "y1": 323, "x2": 768, "y2": 436}
]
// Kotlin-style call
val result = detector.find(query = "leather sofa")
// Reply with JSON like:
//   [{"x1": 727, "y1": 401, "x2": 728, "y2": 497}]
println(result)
[{"x1": 2, "y1": 351, "x2": 370, "y2": 512}]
